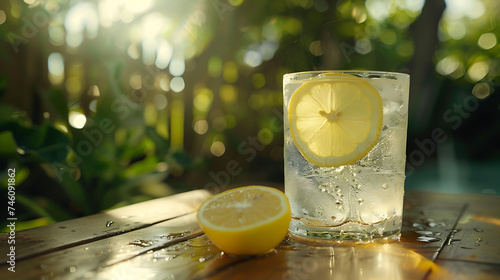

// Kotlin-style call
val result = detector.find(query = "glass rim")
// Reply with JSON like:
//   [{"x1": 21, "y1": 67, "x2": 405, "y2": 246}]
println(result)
[{"x1": 283, "y1": 70, "x2": 409, "y2": 78}]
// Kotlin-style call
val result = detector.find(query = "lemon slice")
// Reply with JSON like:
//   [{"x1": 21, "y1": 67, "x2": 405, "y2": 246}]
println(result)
[
  {"x1": 288, "y1": 75, "x2": 383, "y2": 167},
  {"x1": 197, "y1": 186, "x2": 291, "y2": 255}
]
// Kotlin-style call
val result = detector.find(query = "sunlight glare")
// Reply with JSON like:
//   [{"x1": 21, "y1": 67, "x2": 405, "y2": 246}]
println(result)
[
  {"x1": 48, "y1": 52, "x2": 64, "y2": 76},
  {"x1": 444, "y1": 0, "x2": 485, "y2": 20},
  {"x1": 141, "y1": 12, "x2": 167, "y2": 40},
  {"x1": 478, "y1": 33, "x2": 497, "y2": 50},
  {"x1": 243, "y1": 50, "x2": 262, "y2": 67},
  {"x1": 124, "y1": 0, "x2": 154, "y2": 14},
  {"x1": 155, "y1": 39, "x2": 173, "y2": 69},
  {"x1": 170, "y1": 77, "x2": 185, "y2": 92},
  {"x1": 68, "y1": 111, "x2": 87, "y2": 129},
  {"x1": 366, "y1": 0, "x2": 391, "y2": 22},
  {"x1": 466, "y1": 61, "x2": 489, "y2": 82},
  {"x1": 396, "y1": 0, "x2": 424, "y2": 13},
  {"x1": 169, "y1": 56, "x2": 185, "y2": 76},
  {"x1": 154, "y1": 94, "x2": 168, "y2": 110},
  {"x1": 436, "y1": 56, "x2": 460, "y2": 76},
  {"x1": 48, "y1": 52, "x2": 64, "y2": 85},
  {"x1": 64, "y1": 2, "x2": 99, "y2": 48},
  {"x1": 193, "y1": 120, "x2": 208, "y2": 135},
  {"x1": 0, "y1": 10, "x2": 6, "y2": 25},
  {"x1": 210, "y1": 141, "x2": 225, "y2": 157},
  {"x1": 141, "y1": 12, "x2": 167, "y2": 65},
  {"x1": 98, "y1": 0, "x2": 120, "y2": 27}
]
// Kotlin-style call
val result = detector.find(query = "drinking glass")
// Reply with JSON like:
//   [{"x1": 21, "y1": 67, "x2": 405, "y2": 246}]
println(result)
[{"x1": 283, "y1": 71, "x2": 409, "y2": 241}]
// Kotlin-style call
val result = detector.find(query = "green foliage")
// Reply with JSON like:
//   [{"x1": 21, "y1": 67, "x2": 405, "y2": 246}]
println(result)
[
  {"x1": 0, "y1": 64, "x2": 192, "y2": 228},
  {"x1": 1, "y1": 0, "x2": 500, "y2": 230}
]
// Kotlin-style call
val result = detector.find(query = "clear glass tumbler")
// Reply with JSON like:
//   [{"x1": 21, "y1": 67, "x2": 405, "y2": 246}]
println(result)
[{"x1": 283, "y1": 71, "x2": 409, "y2": 241}]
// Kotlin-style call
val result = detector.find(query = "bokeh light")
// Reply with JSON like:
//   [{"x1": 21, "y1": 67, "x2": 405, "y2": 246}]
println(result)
[
  {"x1": 0, "y1": 10, "x2": 6, "y2": 25},
  {"x1": 68, "y1": 111, "x2": 87, "y2": 129},
  {"x1": 478, "y1": 33, "x2": 497, "y2": 50},
  {"x1": 210, "y1": 141, "x2": 226, "y2": 157},
  {"x1": 3, "y1": 0, "x2": 500, "y2": 230}
]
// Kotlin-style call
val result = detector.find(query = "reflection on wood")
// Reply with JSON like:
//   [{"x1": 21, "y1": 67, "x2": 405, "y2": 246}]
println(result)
[{"x1": 0, "y1": 190, "x2": 498, "y2": 279}]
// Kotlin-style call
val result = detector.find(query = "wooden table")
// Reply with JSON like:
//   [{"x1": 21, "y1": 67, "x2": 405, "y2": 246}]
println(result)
[{"x1": 1, "y1": 189, "x2": 499, "y2": 279}]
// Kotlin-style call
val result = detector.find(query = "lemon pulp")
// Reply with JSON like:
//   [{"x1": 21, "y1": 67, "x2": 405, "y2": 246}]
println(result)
[
  {"x1": 197, "y1": 186, "x2": 291, "y2": 255},
  {"x1": 288, "y1": 76, "x2": 383, "y2": 167}
]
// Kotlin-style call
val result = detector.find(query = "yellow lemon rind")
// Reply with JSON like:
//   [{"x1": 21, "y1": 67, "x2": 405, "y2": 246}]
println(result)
[
  {"x1": 196, "y1": 186, "x2": 291, "y2": 255},
  {"x1": 288, "y1": 78, "x2": 383, "y2": 168}
]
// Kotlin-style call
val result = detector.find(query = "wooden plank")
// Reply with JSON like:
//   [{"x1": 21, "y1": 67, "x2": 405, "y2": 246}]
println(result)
[
  {"x1": 0, "y1": 189, "x2": 211, "y2": 263},
  {"x1": 192, "y1": 242, "x2": 452, "y2": 280},
  {"x1": 1, "y1": 189, "x2": 498, "y2": 279},
  {"x1": 0, "y1": 213, "x2": 204, "y2": 279},
  {"x1": 434, "y1": 194, "x2": 500, "y2": 264},
  {"x1": 399, "y1": 191, "x2": 467, "y2": 260},
  {"x1": 436, "y1": 260, "x2": 500, "y2": 280},
  {"x1": 84, "y1": 234, "x2": 226, "y2": 280}
]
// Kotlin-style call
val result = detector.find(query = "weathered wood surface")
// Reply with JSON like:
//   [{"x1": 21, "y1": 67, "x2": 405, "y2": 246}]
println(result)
[
  {"x1": 1, "y1": 189, "x2": 499, "y2": 280},
  {"x1": 0, "y1": 189, "x2": 211, "y2": 264}
]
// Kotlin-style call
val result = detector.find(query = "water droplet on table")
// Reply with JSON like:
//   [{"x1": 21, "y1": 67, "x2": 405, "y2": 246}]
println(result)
[
  {"x1": 417, "y1": 236, "x2": 440, "y2": 243},
  {"x1": 428, "y1": 221, "x2": 446, "y2": 228},
  {"x1": 128, "y1": 240, "x2": 154, "y2": 247},
  {"x1": 475, "y1": 237, "x2": 483, "y2": 246},
  {"x1": 412, "y1": 223, "x2": 425, "y2": 230},
  {"x1": 447, "y1": 238, "x2": 461, "y2": 245},
  {"x1": 414, "y1": 230, "x2": 434, "y2": 236}
]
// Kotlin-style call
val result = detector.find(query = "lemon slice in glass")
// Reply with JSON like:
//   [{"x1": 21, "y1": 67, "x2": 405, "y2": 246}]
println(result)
[{"x1": 288, "y1": 75, "x2": 383, "y2": 167}]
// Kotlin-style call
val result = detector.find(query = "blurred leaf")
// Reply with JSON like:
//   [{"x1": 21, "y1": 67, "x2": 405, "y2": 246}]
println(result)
[
  {"x1": 49, "y1": 163, "x2": 90, "y2": 214},
  {"x1": 0, "y1": 131, "x2": 18, "y2": 157},
  {"x1": 1, "y1": 217, "x2": 53, "y2": 232},
  {"x1": 124, "y1": 155, "x2": 161, "y2": 178},
  {"x1": 0, "y1": 166, "x2": 29, "y2": 188},
  {"x1": 16, "y1": 194, "x2": 56, "y2": 221},
  {"x1": 41, "y1": 89, "x2": 69, "y2": 121},
  {"x1": 0, "y1": 108, "x2": 70, "y2": 163},
  {"x1": 145, "y1": 126, "x2": 170, "y2": 159}
]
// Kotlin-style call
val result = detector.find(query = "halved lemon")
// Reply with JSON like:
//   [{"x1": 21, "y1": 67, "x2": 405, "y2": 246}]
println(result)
[
  {"x1": 196, "y1": 186, "x2": 291, "y2": 255},
  {"x1": 288, "y1": 75, "x2": 383, "y2": 167}
]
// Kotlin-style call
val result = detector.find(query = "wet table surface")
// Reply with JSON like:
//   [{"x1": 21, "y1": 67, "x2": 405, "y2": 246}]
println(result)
[{"x1": 1, "y1": 189, "x2": 499, "y2": 280}]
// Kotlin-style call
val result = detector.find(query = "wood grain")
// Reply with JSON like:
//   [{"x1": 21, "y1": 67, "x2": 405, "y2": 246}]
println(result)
[
  {"x1": 0, "y1": 189, "x2": 211, "y2": 264},
  {"x1": 1, "y1": 190, "x2": 499, "y2": 280}
]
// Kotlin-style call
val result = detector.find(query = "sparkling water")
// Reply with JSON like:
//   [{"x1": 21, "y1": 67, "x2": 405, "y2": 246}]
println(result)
[{"x1": 283, "y1": 71, "x2": 409, "y2": 240}]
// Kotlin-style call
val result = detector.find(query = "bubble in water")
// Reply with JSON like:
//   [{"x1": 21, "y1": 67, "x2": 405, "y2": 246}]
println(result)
[
  {"x1": 106, "y1": 221, "x2": 114, "y2": 227},
  {"x1": 358, "y1": 198, "x2": 364, "y2": 205}
]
